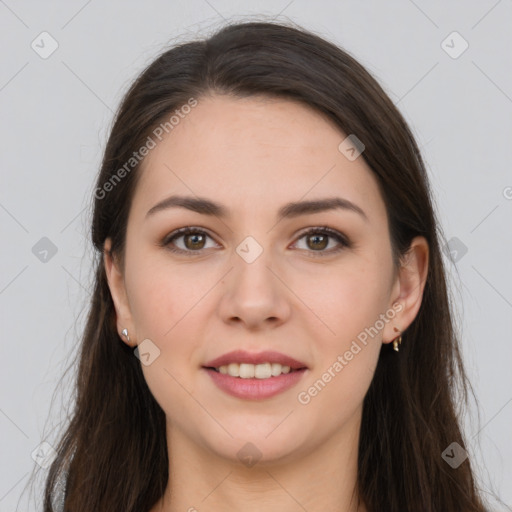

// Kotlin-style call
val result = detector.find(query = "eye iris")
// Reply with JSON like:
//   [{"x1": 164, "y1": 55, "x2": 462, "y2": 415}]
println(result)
[
  {"x1": 185, "y1": 233, "x2": 205, "y2": 250},
  {"x1": 307, "y1": 233, "x2": 328, "y2": 250}
]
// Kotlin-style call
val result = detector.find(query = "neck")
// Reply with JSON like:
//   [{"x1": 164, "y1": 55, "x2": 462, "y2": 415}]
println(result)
[{"x1": 152, "y1": 413, "x2": 367, "y2": 512}]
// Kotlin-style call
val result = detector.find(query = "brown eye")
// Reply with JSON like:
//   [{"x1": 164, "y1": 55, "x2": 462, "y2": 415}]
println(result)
[
  {"x1": 306, "y1": 233, "x2": 328, "y2": 251},
  {"x1": 183, "y1": 232, "x2": 206, "y2": 250},
  {"x1": 162, "y1": 228, "x2": 218, "y2": 255},
  {"x1": 293, "y1": 227, "x2": 351, "y2": 256}
]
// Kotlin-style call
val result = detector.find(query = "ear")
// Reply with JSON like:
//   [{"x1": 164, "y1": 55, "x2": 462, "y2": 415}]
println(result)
[
  {"x1": 383, "y1": 236, "x2": 429, "y2": 344},
  {"x1": 103, "y1": 238, "x2": 136, "y2": 347}
]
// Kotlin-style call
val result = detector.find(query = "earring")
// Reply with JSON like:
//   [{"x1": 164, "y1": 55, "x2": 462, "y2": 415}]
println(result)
[
  {"x1": 392, "y1": 327, "x2": 402, "y2": 352},
  {"x1": 121, "y1": 328, "x2": 130, "y2": 342}
]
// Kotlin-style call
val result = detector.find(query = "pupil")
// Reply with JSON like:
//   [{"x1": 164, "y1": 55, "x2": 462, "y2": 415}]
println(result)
[
  {"x1": 186, "y1": 233, "x2": 204, "y2": 250},
  {"x1": 309, "y1": 234, "x2": 327, "y2": 250}
]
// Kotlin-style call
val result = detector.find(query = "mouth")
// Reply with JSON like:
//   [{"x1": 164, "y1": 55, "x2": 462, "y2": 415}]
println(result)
[
  {"x1": 203, "y1": 349, "x2": 308, "y2": 376},
  {"x1": 202, "y1": 350, "x2": 308, "y2": 399},
  {"x1": 204, "y1": 362, "x2": 306, "y2": 379}
]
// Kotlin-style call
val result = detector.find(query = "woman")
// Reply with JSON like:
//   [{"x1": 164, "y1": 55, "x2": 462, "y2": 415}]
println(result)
[{"x1": 43, "y1": 20, "x2": 490, "y2": 511}]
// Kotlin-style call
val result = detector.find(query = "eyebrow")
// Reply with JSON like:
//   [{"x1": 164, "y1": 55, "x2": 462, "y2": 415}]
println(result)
[{"x1": 145, "y1": 195, "x2": 368, "y2": 222}]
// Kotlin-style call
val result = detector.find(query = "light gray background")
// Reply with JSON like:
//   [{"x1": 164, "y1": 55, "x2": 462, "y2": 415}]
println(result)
[{"x1": 1, "y1": 1, "x2": 511, "y2": 510}]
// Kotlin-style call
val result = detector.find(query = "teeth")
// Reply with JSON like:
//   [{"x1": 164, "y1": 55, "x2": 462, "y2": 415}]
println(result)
[
  {"x1": 255, "y1": 363, "x2": 271, "y2": 379},
  {"x1": 215, "y1": 362, "x2": 293, "y2": 379},
  {"x1": 271, "y1": 362, "x2": 283, "y2": 377},
  {"x1": 227, "y1": 363, "x2": 239, "y2": 377}
]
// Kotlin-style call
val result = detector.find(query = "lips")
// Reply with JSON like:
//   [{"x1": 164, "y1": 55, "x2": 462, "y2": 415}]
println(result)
[{"x1": 203, "y1": 349, "x2": 308, "y2": 370}]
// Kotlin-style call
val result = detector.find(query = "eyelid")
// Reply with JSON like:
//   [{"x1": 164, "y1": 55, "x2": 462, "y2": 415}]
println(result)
[
  {"x1": 291, "y1": 226, "x2": 351, "y2": 255},
  {"x1": 161, "y1": 225, "x2": 351, "y2": 256},
  {"x1": 160, "y1": 226, "x2": 220, "y2": 252}
]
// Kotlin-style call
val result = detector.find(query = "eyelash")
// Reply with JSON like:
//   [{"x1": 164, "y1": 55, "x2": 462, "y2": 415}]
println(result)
[{"x1": 160, "y1": 226, "x2": 351, "y2": 258}]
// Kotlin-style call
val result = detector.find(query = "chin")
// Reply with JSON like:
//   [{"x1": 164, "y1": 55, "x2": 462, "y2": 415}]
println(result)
[{"x1": 195, "y1": 419, "x2": 313, "y2": 467}]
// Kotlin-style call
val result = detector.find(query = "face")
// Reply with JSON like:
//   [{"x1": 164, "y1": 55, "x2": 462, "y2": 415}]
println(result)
[{"x1": 106, "y1": 94, "x2": 413, "y2": 465}]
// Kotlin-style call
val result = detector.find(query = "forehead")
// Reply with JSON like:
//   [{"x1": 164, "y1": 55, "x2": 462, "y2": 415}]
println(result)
[{"x1": 132, "y1": 94, "x2": 385, "y2": 222}]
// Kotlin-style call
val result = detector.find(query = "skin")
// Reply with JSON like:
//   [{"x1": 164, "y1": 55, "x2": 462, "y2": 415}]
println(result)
[{"x1": 104, "y1": 94, "x2": 429, "y2": 512}]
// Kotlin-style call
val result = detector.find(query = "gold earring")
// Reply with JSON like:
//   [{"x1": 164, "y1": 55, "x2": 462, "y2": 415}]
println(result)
[{"x1": 392, "y1": 327, "x2": 402, "y2": 352}]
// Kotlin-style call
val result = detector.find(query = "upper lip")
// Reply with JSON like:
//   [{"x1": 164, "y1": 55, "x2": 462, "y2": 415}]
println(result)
[{"x1": 203, "y1": 350, "x2": 308, "y2": 370}]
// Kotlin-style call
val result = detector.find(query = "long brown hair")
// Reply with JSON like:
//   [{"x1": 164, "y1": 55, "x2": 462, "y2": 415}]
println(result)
[{"x1": 39, "y1": 20, "x2": 492, "y2": 511}]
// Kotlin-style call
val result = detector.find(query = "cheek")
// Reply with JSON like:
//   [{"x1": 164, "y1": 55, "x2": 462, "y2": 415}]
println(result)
[
  {"x1": 126, "y1": 252, "x2": 209, "y2": 339},
  {"x1": 125, "y1": 257, "x2": 210, "y2": 426},
  {"x1": 297, "y1": 255, "x2": 391, "y2": 344},
  {"x1": 292, "y1": 256, "x2": 390, "y2": 408},
  {"x1": 123, "y1": 255, "x2": 212, "y2": 403}
]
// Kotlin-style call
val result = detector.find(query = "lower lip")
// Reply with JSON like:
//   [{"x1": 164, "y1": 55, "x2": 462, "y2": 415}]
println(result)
[{"x1": 203, "y1": 368, "x2": 307, "y2": 400}]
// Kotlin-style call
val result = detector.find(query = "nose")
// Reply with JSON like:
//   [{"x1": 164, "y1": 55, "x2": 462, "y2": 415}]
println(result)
[{"x1": 217, "y1": 245, "x2": 292, "y2": 331}]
